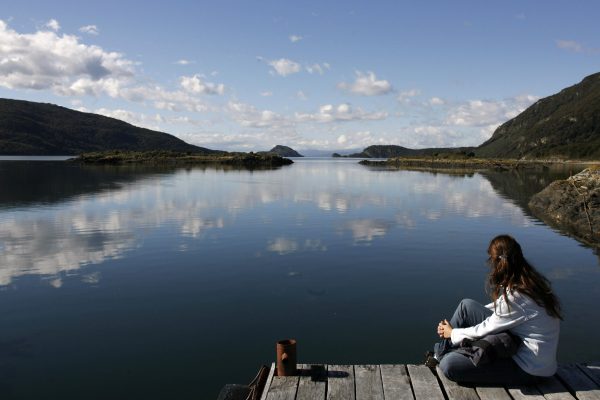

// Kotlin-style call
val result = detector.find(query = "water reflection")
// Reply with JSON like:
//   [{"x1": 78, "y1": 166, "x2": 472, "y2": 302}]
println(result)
[
  {"x1": 1, "y1": 159, "x2": 599, "y2": 400},
  {"x1": 0, "y1": 160, "x2": 586, "y2": 287},
  {"x1": 343, "y1": 219, "x2": 392, "y2": 244},
  {"x1": 267, "y1": 237, "x2": 327, "y2": 255},
  {"x1": 0, "y1": 162, "x2": 174, "y2": 209},
  {"x1": 0, "y1": 214, "x2": 134, "y2": 285}
]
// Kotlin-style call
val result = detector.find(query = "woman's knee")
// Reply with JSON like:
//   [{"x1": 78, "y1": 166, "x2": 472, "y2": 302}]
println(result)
[
  {"x1": 439, "y1": 352, "x2": 470, "y2": 382},
  {"x1": 459, "y1": 298, "x2": 478, "y2": 310}
]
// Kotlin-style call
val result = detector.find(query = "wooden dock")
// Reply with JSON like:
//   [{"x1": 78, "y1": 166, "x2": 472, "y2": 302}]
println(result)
[{"x1": 260, "y1": 362, "x2": 600, "y2": 400}]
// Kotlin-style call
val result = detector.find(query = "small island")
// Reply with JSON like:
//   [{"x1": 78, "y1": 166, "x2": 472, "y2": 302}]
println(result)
[
  {"x1": 72, "y1": 150, "x2": 294, "y2": 168},
  {"x1": 266, "y1": 145, "x2": 303, "y2": 157}
]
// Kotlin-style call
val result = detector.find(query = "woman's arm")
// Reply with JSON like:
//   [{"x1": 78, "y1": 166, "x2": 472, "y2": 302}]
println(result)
[{"x1": 450, "y1": 295, "x2": 527, "y2": 345}]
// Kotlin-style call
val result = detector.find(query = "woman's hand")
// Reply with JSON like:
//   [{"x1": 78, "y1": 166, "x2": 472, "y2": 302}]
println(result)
[{"x1": 437, "y1": 319, "x2": 453, "y2": 339}]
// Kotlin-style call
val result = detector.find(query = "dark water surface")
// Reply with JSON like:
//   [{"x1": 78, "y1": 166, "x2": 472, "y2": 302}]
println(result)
[{"x1": 0, "y1": 158, "x2": 597, "y2": 399}]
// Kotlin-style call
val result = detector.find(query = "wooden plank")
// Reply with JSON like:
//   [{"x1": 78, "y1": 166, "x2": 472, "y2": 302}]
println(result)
[
  {"x1": 327, "y1": 364, "x2": 355, "y2": 400},
  {"x1": 406, "y1": 365, "x2": 444, "y2": 400},
  {"x1": 380, "y1": 364, "x2": 414, "y2": 400},
  {"x1": 296, "y1": 364, "x2": 326, "y2": 400},
  {"x1": 580, "y1": 362, "x2": 600, "y2": 387},
  {"x1": 507, "y1": 386, "x2": 545, "y2": 400},
  {"x1": 556, "y1": 363, "x2": 600, "y2": 400},
  {"x1": 535, "y1": 376, "x2": 576, "y2": 400},
  {"x1": 265, "y1": 375, "x2": 299, "y2": 400},
  {"x1": 260, "y1": 362, "x2": 277, "y2": 400},
  {"x1": 355, "y1": 365, "x2": 384, "y2": 400},
  {"x1": 475, "y1": 386, "x2": 512, "y2": 400},
  {"x1": 435, "y1": 366, "x2": 479, "y2": 400}
]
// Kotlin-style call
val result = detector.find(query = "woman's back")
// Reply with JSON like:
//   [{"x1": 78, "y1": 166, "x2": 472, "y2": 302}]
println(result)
[{"x1": 503, "y1": 291, "x2": 560, "y2": 376}]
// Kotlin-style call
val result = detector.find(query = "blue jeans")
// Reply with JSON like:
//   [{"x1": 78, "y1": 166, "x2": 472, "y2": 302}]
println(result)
[{"x1": 436, "y1": 299, "x2": 538, "y2": 385}]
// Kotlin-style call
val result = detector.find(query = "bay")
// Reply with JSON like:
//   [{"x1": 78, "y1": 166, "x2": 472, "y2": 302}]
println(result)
[{"x1": 0, "y1": 158, "x2": 597, "y2": 399}]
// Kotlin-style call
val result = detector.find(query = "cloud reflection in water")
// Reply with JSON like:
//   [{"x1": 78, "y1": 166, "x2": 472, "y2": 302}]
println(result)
[{"x1": 0, "y1": 161, "x2": 541, "y2": 286}]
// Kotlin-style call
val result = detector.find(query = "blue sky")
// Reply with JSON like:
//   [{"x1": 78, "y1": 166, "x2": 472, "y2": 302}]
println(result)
[{"x1": 1, "y1": 1, "x2": 598, "y2": 153}]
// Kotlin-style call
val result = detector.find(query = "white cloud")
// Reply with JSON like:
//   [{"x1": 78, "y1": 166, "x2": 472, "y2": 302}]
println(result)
[
  {"x1": 306, "y1": 63, "x2": 330, "y2": 75},
  {"x1": 289, "y1": 34, "x2": 303, "y2": 43},
  {"x1": 556, "y1": 39, "x2": 583, "y2": 53},
  {"x1": 429, "y1": 97, "x2": 445, "y2": 106},
  {"x1": 258, "y1": 56, "x2": 328, "y2": 77},
  {"x1": 267, "y1": 58, "x2": 301, "y2": 76},
  {"x1": 0, "y1": 20, "x2": 134, "y2": 92},
  {"x1": 88, "y1": 107, "x2": 164, "y2": 130},
  {"x1": 227, "y1": 101, "x2": 289, "y2": 128},
  {"x1": 295, "y1": 103, "x2": 388, "y2": 123},
  {"x1": 445, "y1": 95, "x2": 538, "y2": 127},
  {"x1": 79, "y1": 25, "x2": 99, "y2": 35},
  {"x1": 385, "y1": 94, "x2": 540, "y2": 149},
  {"x1": 397, "y1": 89, "x2": 421, "y2": 102},
  {"x1": 45, "y1": 19, "x2": 60, "y2": 31},
  {"x1": 338, "y1": 71, "x2": 392, "y2": 96},
  {"x1": 260, "y1": 91, "x2": 273, "y2": 97},
  {"x1": 180, "y1": 74, "x2": 225, "y2": 95},
  {"x1": 175, "y1": 59, "x2": 194, "y2": 65},
  {"x1": 0, "y1": 20, "x2": 218, "y2": 115},
  {"x1": 113, "y1": 84, "x2": 213, "y2": 113},
  {"x1": 332, "y1": 130, "x2": 388, "y2": 150},
  {"x1": 296, "y1": 90, "x2": 307, "y2": 100}
]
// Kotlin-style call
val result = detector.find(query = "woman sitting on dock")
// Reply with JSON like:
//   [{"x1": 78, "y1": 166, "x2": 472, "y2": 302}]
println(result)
[{"x1": 430, "y1": 234, "x2": 562, "y2": 385}]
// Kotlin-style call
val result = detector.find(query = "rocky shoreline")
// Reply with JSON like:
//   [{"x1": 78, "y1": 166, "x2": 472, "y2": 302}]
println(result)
[
  {"x1": 529, "y1": 168, "x2": 600, "y2": 246},
  {"x1": 71, "y1": 150, "x2": 294, "y2": 168}
]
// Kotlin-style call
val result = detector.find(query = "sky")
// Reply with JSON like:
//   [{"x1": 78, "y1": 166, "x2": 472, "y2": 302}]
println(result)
[{"x1": 0, "y1": 1, "x2": 599, "y2": 154}]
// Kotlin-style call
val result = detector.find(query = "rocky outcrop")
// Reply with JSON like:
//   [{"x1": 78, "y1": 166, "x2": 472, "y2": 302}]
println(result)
[{"x1": 529, "y1": 168, "x2": 600, "y2": 246}]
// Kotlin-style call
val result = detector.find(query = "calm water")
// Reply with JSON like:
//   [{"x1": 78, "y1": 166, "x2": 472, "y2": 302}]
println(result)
[{"x1": 0, "y1": 158, "x2": 598, "y2": 399}]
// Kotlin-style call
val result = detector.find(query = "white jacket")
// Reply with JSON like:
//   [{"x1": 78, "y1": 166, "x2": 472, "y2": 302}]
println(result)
[{"x1": 450, "y1": 290, "x2": 560, "y2": 376}]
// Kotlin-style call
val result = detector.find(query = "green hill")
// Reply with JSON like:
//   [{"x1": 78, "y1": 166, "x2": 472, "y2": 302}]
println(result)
[
  {"x1": 476, "y1": 72, "x2": 600, "y2": 159},
  {"x1": 0, "y1": 98, "x2": 218, "y2": 155},
  {"x1": 348, "y1": 145, "x2": 476, "y2": 158},
  {"x1": 268, "y1": 145, "x2": 303, "y2": 157}
]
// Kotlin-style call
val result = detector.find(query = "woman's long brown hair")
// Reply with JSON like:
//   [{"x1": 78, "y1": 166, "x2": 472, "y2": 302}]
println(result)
[{"x1": 487, "y1": 235, "x2": 562, "y2": 320}]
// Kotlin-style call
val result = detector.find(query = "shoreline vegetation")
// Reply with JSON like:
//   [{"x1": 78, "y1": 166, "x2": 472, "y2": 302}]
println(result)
[
  {"x1": 71, "y1": 150, "x2": 294, "y2": 168},
  {"x1": 358, "y1": 156, "x2": 598, "y2": 171}
]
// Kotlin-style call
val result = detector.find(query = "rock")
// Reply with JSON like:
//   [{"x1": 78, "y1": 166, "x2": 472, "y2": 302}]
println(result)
[{"x1": 529, "y1": 168, "x2": 600, "y2": 246}]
